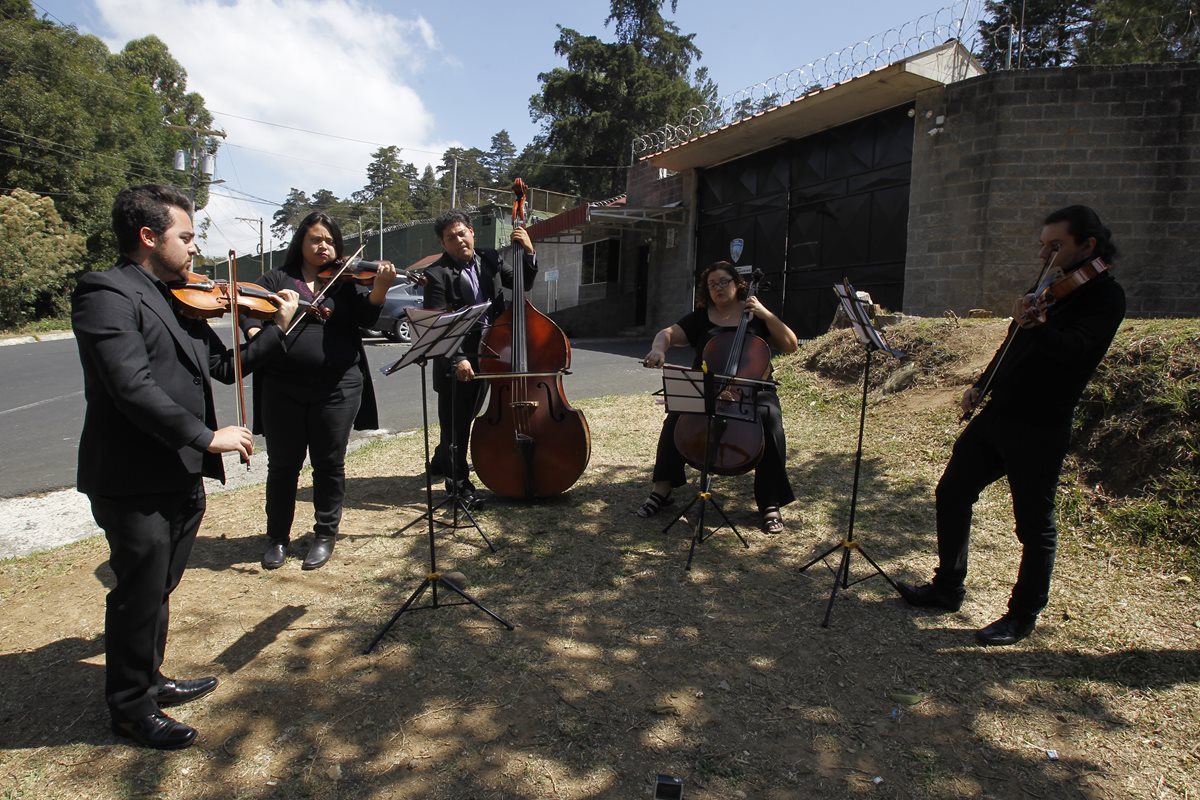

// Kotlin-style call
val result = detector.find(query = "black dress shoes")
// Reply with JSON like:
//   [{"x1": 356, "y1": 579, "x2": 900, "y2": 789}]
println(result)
[
  {"x1": 261, "y1": 540, "x2": 287, "y2": 570},
  {"x1": 112, "y1": 712, "x2": 196, "y2": 750},
  {"x1": 975, "y1": 613, "x2": 1037, "y2": 646},
  {"x1": 302, "y1": 536, "x2": 335, "y2": 570},
  {"x1": 157, "y1": 676, "x2": 218, "y2": 707},
  {"x1": 897, "y1": 581, "x2": 965, "y2": 612},
  {"x1": 445, "y1": 479, "x2": 485, "y2": 510}
]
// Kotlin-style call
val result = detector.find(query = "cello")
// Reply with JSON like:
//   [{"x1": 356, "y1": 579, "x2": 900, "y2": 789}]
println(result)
[
  {"x1": 672, "y1": 269, "x2": 771, "y2": 475},
  {"x1": 470, "y1": 179, "x2": 591, "y2": 499}
]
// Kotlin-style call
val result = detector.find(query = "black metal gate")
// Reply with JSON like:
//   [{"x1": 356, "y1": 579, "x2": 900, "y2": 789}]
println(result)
[{"x1": 696, "y1": 104, "x2": 914, "y2": 338}]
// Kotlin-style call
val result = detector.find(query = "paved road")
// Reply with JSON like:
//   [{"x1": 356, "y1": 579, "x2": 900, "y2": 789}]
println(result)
[{"x1": 0, "y1": 327, "x2": 658, "y2": 499}]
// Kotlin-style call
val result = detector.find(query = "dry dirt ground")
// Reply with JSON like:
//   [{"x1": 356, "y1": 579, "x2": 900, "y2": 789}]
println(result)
[{"x1": 1, "y1": 319, "x2": 1197, "y2": 800}]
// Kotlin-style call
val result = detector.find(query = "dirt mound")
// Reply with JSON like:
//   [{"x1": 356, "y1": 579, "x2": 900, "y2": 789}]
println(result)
[{"x1": 789, "y1": 316, "x2": 1001, "y2": 392}]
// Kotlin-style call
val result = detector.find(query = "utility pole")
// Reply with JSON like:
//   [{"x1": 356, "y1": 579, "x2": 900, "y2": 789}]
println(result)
[
  {"x1": 237, "y1": 216, "x2": 264, "y2": 276},
  {"x1": 166, "y1": 123, "x2": 227, "y2": 212},
  {"x1": 378, "y1": 202, "x2": 384, "y2": 260},
  {"x1": 450, "y1": 156, "x2": 458, "y2": 208}
]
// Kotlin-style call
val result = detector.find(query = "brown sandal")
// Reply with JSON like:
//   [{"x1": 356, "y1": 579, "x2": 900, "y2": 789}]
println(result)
[
  {"x1": 636, "y1": 491, "x2": 674, "y2": 518},
  {"x1": 761, "y1": 508, "x2": 785, "y2": 534}
]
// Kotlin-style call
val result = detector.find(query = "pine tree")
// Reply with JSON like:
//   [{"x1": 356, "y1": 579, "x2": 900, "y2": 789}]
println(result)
[{"x1": 530, "y1": 0, "x2": 714, "y2": 200}]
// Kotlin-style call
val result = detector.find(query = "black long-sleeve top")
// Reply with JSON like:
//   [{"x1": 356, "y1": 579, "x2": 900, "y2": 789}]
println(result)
[
  {"x1": 977, "y1": 267, "x2": 1126, "y2": 425},
  {"x1": 240, "y1": 266, "x2": 382, "y2": 432}
]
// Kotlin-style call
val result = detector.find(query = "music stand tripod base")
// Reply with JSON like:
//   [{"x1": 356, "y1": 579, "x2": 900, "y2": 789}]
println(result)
[{"x1": 663, "y1": 484, "x2": 749, "y2": 571}]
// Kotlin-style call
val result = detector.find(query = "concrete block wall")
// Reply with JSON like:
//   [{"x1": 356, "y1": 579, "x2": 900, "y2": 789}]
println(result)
[{"x1": 906, "y1": 64, "x2": 1200, "y2": 318}]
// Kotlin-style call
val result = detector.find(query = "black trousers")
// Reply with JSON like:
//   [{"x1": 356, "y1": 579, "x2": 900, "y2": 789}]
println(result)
[
  {"x1": 261, "y1": 373, "x2": 362, "y2": 543},
  {"x1": 652, "y1": 392, "x2": 795, "y2": 513},
  {"x1": 933, "y1": 408, "x2": 1071, "y2": 619},
  {"x1": 430, "y1": 357, "x2": 486, "y2": 483},
  {"x1": 90, "y1": 480, "x2": 205, "y2": 721}
]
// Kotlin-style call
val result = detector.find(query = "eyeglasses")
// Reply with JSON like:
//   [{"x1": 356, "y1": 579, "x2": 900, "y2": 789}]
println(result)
[{"x1": 707, "y1": 277, "x2": 734, "y2": 291}]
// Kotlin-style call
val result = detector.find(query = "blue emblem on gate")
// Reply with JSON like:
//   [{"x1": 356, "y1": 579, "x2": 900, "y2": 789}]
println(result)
[{"x1": 729, "y1": 238, "x2": 744, "y2": 263}]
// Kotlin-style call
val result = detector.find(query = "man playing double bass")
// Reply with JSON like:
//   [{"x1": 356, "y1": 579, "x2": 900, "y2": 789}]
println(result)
[
  {"x1": 73, "y1": 185, "x2": 298, "y2": 748},
  {"x1": 899, "y1": 205, "x2": 1125, "y2": 646},
  {"x1": 422, "y1": 209, "x2": 537, "y2": 505}
]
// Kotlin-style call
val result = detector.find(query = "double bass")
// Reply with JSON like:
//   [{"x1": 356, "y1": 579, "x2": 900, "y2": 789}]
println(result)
[
  {"x1": 672, "y1": 270, "x2": 771, "y2": 475},
  {"x1": 470, "y1": 179, "x2": 591, "y2": 499}
]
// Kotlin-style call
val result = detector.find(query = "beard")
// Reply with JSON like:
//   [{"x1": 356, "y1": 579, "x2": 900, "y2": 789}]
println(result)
[{"x1": 146, "y1": 249, "x2": 191, "y2": 283}]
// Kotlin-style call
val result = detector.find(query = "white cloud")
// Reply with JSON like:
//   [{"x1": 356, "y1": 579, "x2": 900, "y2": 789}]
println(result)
[{"x1": 93, "y1": 0, "x2": 447, "y2": 251}]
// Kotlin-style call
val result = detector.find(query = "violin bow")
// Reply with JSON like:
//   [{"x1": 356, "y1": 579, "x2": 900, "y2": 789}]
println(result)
[
  {"x1": 228, "y1": 249, "x2": 251, "y2": 469},
  {"x1": 961, "y1": 245, "x2": 1060, "y2": 423},
  {"x1": 282, "y1": 242, "x2": 367, "y2": 338}
]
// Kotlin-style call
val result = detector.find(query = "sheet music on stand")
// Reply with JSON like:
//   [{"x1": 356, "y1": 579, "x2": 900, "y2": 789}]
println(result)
[
  {"x1": 835, "y1": 279, "x2": 905, "y2": 359},
  {"x1": 660, "y1": 365, "x2": 706, "y2": 415},
  {"x1": 660, "y1": 364, "x2": 761, "y2": 422},
  {"x1": 380, "y1": 302, "x2": 491, "y2": 376}
]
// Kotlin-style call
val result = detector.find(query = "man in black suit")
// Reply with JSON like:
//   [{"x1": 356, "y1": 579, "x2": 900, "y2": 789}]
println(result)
[
  {"x1": 898, "y1": 205, "x2": 1125, "y2": 646},
  {"x1": 73, "y1": 184, "x2": 298, "y2": 749},
  {"x1": 422, "y1": 209, "x2": 537, "y2": 501}
]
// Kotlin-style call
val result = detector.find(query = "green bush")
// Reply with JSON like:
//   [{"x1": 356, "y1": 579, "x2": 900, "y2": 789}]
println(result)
[{"x1": 0, "y1": 189, "x2": 85, "y2": 327}]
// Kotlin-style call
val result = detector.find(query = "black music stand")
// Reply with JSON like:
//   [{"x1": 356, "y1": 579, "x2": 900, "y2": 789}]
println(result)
[
  {"x1": 798, "y1": 279, "x2": 905, "y2": 627},
  {"x1": 392, "y1": 306, "x2": 494, "y2": 550},
  {"x1": 659, "y1": 364, "x2": 769, "y2": 570},
  {"x1": 366, "y1": 303, "x2": 512, "y2": 654}
]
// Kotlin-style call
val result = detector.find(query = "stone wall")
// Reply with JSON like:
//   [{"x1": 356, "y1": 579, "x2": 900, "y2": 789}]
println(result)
[{"x1": 906, "y1": 64, "x2": 1200, "y2": 318}]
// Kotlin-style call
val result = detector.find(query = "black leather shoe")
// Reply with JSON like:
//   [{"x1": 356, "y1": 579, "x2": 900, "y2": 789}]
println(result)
[
  {"x1": 897, "y1": 581, "x2": 964, "y2": 612},
  {"x1": 157, "y1": 676, "x2": 218, "y2": 707},
  {"x1": 445, "y1": 479, "x2": 485, "y2": 509},
  {"x1": 302, "y1": 536, "x2": 335, "y2": 570},
  {"x1": 111, "y1": 712, "x2": 196, "y2": 750},
  {"x1": 975, "y1": 613, "x2": 1036, "y2": 646},
  {"x1": 261, "y1": 540, "x2": 287, "y2": 570},
  {"x1": 426, "y1": 458, "x2": 446, "y2": 478}
]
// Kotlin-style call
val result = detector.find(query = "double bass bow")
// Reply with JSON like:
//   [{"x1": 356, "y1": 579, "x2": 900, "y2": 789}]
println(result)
[
  {"x1": 672, "y1": 269, "x2": 773, "y2": 475},
  {"x1": 470, "y1": 179, "x2": 592, "y2": 499}
]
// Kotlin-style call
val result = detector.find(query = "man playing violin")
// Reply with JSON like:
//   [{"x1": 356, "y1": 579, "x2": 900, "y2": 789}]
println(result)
[
  {"x1": 73, "y1": 185, "x2": 299, "y2": 749},
  {"x1": 899, "y1": 205, "x2": 1126, "y2": 645},
  {"x1": 422, "y1": 209, "x2": 537, "y2": 505}
]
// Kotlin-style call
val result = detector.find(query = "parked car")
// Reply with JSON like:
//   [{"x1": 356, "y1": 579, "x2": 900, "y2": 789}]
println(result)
[{"x1": 367, "y1": 280, "x2": 424, "y2": 343}]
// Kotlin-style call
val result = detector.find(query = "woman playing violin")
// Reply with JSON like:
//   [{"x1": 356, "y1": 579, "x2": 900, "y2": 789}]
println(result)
[
  {"x1": 242, "y1": 211, "x2": 396, "y2": 570},
  {"x1": 898, "y1": 205, "x2": 1126, "y2": 646},
  {"x1": 640, "y1": 261, "x2": 799, "y2": 533}
]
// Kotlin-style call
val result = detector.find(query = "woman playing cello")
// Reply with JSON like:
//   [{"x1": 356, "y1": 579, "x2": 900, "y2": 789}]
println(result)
[
  {"x1": 242, "y1": 212, "x2": 396, "y2": 570},
  {"x1": 639, "y1": 261, "x2": 799, "y2": 533}
]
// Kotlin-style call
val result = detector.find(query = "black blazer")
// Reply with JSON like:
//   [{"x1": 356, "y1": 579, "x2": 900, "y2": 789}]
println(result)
[
  {"x1": 72, "y1": 259, "x2": 286, "y2": 497},
  {"x1": 422, "y1": 247, "x2": 537, "y2": 382}
]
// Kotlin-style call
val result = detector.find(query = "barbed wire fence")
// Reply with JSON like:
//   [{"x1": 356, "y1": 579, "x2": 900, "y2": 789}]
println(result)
[
  {"x1": 632, "y1": 0, "x2": 987, "y2": 157},
  {"x1": 633, "y1": 0, "x2": 1199, "y2": 158}
]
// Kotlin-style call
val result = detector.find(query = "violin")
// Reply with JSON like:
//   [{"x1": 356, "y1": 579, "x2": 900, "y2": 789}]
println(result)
[
  {"x1": 672, "y1": 270, "x2": 771, "y2": 475},
  {"x1": 169, "y1": 272, "x2": 327, "y2": 321},
  {"x1": 1017, "y1": 257, "x2": 1109, "y2": 328},
  {"x1": 317, "y1": 257, "x2": 420, "y2": 286},
  {"x1": 961, "y1": 249, "x2": 1109, "y2": 423}
]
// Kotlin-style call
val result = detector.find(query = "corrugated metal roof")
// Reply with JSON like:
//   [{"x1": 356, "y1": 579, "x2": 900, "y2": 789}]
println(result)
[{"x1": 526, "y1": 195, "x2": 626, "y2": 242}]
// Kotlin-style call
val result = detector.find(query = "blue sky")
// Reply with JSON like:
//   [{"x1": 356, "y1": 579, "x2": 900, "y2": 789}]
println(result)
[{"x1": 28, "y1": 0, "x2": 984, "y2": 254}]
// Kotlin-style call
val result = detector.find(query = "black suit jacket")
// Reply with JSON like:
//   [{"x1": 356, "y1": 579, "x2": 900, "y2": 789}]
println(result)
[
  {"x1": 72, "y1": 259, "x2": 286, "y2": 497},
  {"x1": 422, "y1": 247, "x2": 537, "y2": 386}
]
